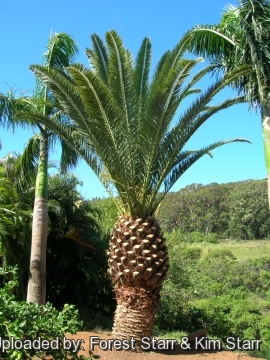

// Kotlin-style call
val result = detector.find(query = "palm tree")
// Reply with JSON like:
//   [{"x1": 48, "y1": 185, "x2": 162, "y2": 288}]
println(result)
[
  {"x1": 25, "y1": 30, "x2": 249, "y2": 345},
  {"x1": 0, "y1": 32, "x2": 79, "y2": 304},
  {"x1": 185, "y1": 0, "x2": 270, "y2": 207}
]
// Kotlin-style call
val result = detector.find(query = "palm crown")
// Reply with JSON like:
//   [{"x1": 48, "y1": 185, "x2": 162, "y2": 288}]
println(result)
[
  {"x1": 27, "y1": 31, "x2": 249, "y2": 220},
  {"x1": 184, "y1": 0, "x2": 270, "y2": 210},
  {"x1": 186, "y1": 0, "x2": 270, "y2": 105}
]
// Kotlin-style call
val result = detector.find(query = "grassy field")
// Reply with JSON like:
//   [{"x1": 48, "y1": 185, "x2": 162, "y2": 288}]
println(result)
[{"x1": 188, "y1": 239, "x2": 270, "y2": 261}]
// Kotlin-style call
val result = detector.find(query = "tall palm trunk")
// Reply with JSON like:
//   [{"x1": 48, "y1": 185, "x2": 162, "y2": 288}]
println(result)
[
  {"x1": 27, "y1": 134, "x2": 48, "y2": 304},
  {"x1": 261, "y1": 102, "x2": 270, "y2": 208}
]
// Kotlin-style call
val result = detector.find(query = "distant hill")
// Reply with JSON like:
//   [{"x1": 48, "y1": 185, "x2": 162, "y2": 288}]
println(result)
[{"x1": 158, "y1": 179, "x2": 270, "y2": 239}]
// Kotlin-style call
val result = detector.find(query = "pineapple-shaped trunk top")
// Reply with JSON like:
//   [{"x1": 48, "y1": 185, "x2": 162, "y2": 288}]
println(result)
[{"x1": 108, "y1": 215, "x2": 168, "y2": 291}]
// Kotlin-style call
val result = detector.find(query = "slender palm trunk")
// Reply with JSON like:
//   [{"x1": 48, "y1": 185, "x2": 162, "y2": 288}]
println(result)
[
  {"x1": 261, "y1": 102, "x2": 270, "y2": 210},
  {"x1": 27, "y1": 134, "x2": 48, "y2": 304}
]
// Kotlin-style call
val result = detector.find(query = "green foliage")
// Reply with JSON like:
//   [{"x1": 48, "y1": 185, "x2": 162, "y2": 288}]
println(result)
[
  {"x1": 188, "y1": 231, "x2": 219, "y2": 243},
  {"x1": 155, "y1": 278, "x2": 202, "y2": 332},
  {"x1": 260, "y1": 316, "x2": 270, "y2": 344},
  {"x1": 90, "y1": 197, "x2": 118, "y2": 237},
  {"x1": 44, "y1": 174, "x2": 115, "y2": 317},
  {"x1": 228, "y1": 180, "x2": 270, "y2": 239},
  {"x1": 205, "y1": 233, "x2": 219, "y2": 243},
  {"x1": 159, "y1": 179, "x2": 270, "y2": 239},
  {"x1": 0, "y1": 159, "x2": 32, "y2": 298},
  {"x1": 0, "y1": 162, "x2": 115, "y2": 319},
  {"x1": 155, "y1": 240, "x2": 203, "y2": 332},
  {"x1": 189, "y1": 231, "x2": 205, "y2": 243},
  {"x1": 156, "y1": 235, "x2": 270, "y2": 355},
  {"x1": 159, "y1": 182, "x2": 231, "y2": 233},
  {"x1": 0, "y1": 266, "x2": 86, "y2": 360},
  {"x1": 194, "y1": 295, "x2": 262, "y2": 341},
  {"x1": 186, "y1": 0, "x2": 270, "y2": 108}
]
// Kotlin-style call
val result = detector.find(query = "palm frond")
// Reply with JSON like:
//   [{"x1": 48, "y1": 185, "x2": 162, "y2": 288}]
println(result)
[
  {"x1": 165, "y1": 138, "x2": 250, "y2": 192},
  {"x1": 152, "y1": 137, "x2": 251, "y2": 209},
  {"x1": 140, "y1": 57, "x2": 207, "y2": 209},
  {"x1": 13, "y1": 135, "x2": 40, "y2": 193},
  {"x1": 86, "y1": 33, "x2": 108, "y2": 84},
  {"x1": 0, "y1": 92, "x2": 37, "y2": 130},
  {"x1": 187, "y1": 26, "x2": 237, "y2": 60},
  {"x1": 0, "y1": 219, "x2": 16, "y2": 238},
  {"x1": 133, "y1": 37, "x2": 151, "y2": 108},
  {"x1": 44, "y1": 32, "x2": 78, "y2": 68},
  {"x1": 48, "y1": 198, "x2": 66, "y2": 231},
  {"x1": 186, "y1": 0, "x2": 270, "y2": 105},
  {"x1": 66, "y1": 64, "x2": 130, "y2": 187},
  {"x1": 16, "y1": 109, "x2": 102, "y2": 177},
  {"x1": 29, "y1": 65, "x2": 90, "y2": 129},
  {"x1": 64, "y1": 228, "x2": 96, "y2": 251},
  {"x1": 58, "y1": 138, "x2": 80, "y2": 173},
  {"x1": 105, "y1": 31, "x2": 137, "y2": 192}
]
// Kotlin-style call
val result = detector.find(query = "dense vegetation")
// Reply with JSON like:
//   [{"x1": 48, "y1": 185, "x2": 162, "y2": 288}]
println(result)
[
  {"x1": 156, "y1": 238, "x2": 270, "y2": 357},
  {"x1": 0, "y1": 161, "x2": 115, "y2": 323},
  {"x1": 158, "y1": 179, "x2": 270, "y2": 239},
  {"x1": 1, "y1": 155, "x2": 270, "y2": 359},
  {"x1": 0, "y1": 267, "x2": 84, "y2": 360}
]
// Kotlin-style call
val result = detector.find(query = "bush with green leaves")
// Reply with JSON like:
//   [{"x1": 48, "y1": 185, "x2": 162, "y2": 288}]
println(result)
[
  {"x1": 194, "y1": 294, "x2": 262, "y2": 341},
  {"x1": 155, "y1": 241, "x2": 203, "y2": 332},
  {"x1": 0, "y1": 266, "x2": 98, "y2": 360},
  {"x1": 155, "y1": 278, "x2": 202, "y2": 332}
]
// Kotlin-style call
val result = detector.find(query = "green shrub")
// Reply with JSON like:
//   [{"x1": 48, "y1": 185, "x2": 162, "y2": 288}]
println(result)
[
  {"x1": 164, "y1": 229, "x2": 187, "y2": 244},
  {"x1": 156, "y1": 244, "x2": 203, "y2": 332},
  {"x1": 190, "y1": 231, "x2": 205, "y2": 243},
  {"x1": 204, "y1": 232, "x2": 219, "y2": 243},
  {"x1": 181, "y1": 247, "x2": 202, "y2": 260},
  {"x1": 194, "y1": 295, "x2": 262, "y2": 341},
  {"x1": 0, "y1": 266, "x2": 94, "y2": 359},
  {"x1": 260, "y1": 316, "x2": 270, "y2": 344},
  {"x1": 155, "y1": 279, "x2": 201, "y2": 332}
]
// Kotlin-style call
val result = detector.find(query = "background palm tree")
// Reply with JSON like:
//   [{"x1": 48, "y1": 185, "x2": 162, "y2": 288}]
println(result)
[
  {"x1": 185, "y1": 0, "x2": 270, "y2": 208},
  {"x1": 25, "y1": 30, "x2": 250, "y2": 345},
  {"x1": 0, "y1": 32, "x2": 79, "y2": 304}
]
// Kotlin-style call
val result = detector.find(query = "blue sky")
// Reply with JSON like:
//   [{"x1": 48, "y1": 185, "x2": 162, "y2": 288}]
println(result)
[{"x1": 1, "y1": 0, "x2": 265, "y2": 200}]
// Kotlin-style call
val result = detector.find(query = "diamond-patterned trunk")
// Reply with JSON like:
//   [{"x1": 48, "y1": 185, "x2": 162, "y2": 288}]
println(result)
[{"x1": 107, "y1": 215, "x2": 169, "y2": 348}]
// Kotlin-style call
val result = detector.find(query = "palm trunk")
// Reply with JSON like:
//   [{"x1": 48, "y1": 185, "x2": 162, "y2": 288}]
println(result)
[
  {"x1": 112, "y1": 287, "x2": 159, "y2": 349},
  {"x1": 27, "y1": 135, "x2": 48, "y2": 304},
  {"x1": 261, "y1": 102, "x2": 270, "y2": 210},
  {"x1": 108, "y1": 215, "x2": 169, "y2": 350}
]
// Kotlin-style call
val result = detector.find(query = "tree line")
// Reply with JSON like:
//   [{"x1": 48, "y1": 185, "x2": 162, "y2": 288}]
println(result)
[{"x1": 158, "y1": 179, "x2": 270, "y2": 239}]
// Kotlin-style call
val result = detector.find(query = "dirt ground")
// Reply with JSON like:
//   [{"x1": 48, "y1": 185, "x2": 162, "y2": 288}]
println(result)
[{"x1": 66, "y1": 332, "x2": 265, "y2": 360}]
